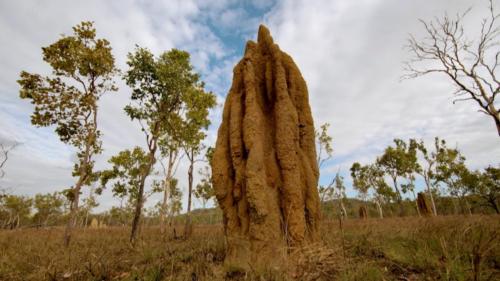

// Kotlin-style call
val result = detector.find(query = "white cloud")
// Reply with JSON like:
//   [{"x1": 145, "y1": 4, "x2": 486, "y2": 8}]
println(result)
[
  {"x1": 263, "y1": 0, "x2": 499, "y2": 194},
  {"x1": 0, "y1": 0, "x2": 240, "y2": 211}
]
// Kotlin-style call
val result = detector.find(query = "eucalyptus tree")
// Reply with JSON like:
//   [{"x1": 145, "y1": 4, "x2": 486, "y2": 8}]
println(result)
[
  {"x1": 81, "y1": 188, "x2": 99, "y2": 227},
  {"x1": 1, "y1": 195, "x2": 32, "y2": 229},
  {"x1": 315, "y1": 123, "x2": 333, "y2": 168},
  {"x1": 33, "y1": 192, "x2": 64, "y2": 226},
  {"x1": 194, "y1": 147, "x2": 216, "y2": 208},
  {"x1": 351, "y1": 162, "x2": 393, "y2": 218},
  {"x1": 433, "y1": 144, "x2": 471, "y2": 215},
  {"x1": 474, "y1": 166, "x2": 500, "y2": 214},
  {"x1": 413, "y1": 138, "x2": 445, "y2": 216},
  {"x1": 318, "y1": 180, "x2": 335, "y2": 204},
  {"x1": 154, "y1": 178, "x2": 182, "y2": 227},
  {"x1": 401, "y1": 139, "x2": 422, "y2": 216},
  {"x1": 166, "y1": 178, "x2": 183, "y2": 219},
  {"x1": 18, "y1": 21, "x2": 118, "y2": 245},
  {"x1": 377, "y1": 139, "x2": 420, "y2": 215},
  {"x1": 333, "y1": 172, "x2": 347, "y2": 218},
  {"x1": 194, "y1": 166, "x2": 214, "y2": 209},
  {"x1": 100, "y1": 147, "x2": 161, "y2": 240},
  {"x1": 401, "y1": 174, "x2": 420, "y2": 216},
  {"x1": 158, "y1": 133, "x2": 182, "y2": 234},
  {"x1": 180, "y1": 85, "x2": 216, "y2": 238},
  {"x1": 124, "y1": 47, "x2": 207, "y2": 243},
  {"x1": 316, "y1": 123, "x2": 335, "y2": 205},
  {"x1": 350, "y1": 162, "x2": 370, "y2": 201}
]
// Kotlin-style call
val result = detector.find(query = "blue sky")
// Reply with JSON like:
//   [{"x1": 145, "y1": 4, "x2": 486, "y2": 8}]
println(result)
[{"x1": 0, "y1": 0, "x2": 498, "y2": 212}]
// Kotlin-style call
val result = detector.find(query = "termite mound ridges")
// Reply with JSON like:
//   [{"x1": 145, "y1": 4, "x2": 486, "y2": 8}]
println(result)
[{"x1": 212, "y1": 24, "x2": 322, "y2": 271}]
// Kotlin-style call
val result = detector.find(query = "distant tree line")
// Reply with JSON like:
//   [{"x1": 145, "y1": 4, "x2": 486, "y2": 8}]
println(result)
[{"x1": 316, "y1": 129, "x2": 499, "y2": 218}]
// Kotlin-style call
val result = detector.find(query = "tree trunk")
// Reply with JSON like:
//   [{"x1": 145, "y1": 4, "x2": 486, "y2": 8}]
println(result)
[
  {"x1": 159, "y1": 180, "x2": 169, "y2": 235},
  {"x1": 375, "y1": 199, "x2": 383, "y2": 219},
  {"x1": 412, "y1": 190, "x2": 421, "y2": 217},
  {"x1": 392, "y1": 177, "x2": 404, "y2": 215},
  {"x1": 160, "y1": 152, "x2": 175, "y2": 235},
  {"x1": 184, "y1": 149, "x2": 194, "y2": 238},
  {"x1": 489, "y1": 197, "x2": 500, "y2": 214},
  {"x1": 84, "y1": 210, "x2": 89, "y2": 228},
  {"x1": 130, "y1": 178, "x2": 145, "y2": 244},
  {"x1": 424, "y1": 176, "x2": 437, "y2": 216},
  {"x1": 339, "y1": 199, "x2": 347, "y2": 219},
  {"x1": 452, "y1": 197, "x2": 459, "y2": 215},
  {"x1": 63, "y1": 118, "x2": 96, "y2": 246},
  {"x1": 130, "y1": 150, "x2": 156, "y2": 244},
  {"x1": 428, "y1": 183, "x2": 437, "y2": 216},
  {"x1": 6, "y1": 213, "x2": 12, "y2": 229},
  {"x1": 463, "y1": 196, "x2": 472, "y2": 216},
  {"x1": 44, "y1": 215, "x2": 50, "y2": 227},
  {"x1": 63, "y1": 179, "x2": 83, "y2": 247},
  {"x1": 493, "y1": 109, "x2": 500, "y2": 137}
]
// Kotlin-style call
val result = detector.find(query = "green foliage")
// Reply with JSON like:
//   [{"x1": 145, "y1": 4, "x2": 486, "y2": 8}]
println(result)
[
  {"x1": 205, "y1": 147, "x2": 214, "y2": 166},
  {"x1": 167, "y1": 178, "x2": 183, "y2": 216},
  {"x1": 124, "y1": 46, "x2": 214, "y2": 240},
  {"x1": 319, "y1": 172, "x2": 347, "y2": 203},
  {"x1": 0, "y1": 195, "x2": 32, "y2": 226},
  {"x1": 334, "y1": 173, "x2": 346, "y2": 197},
  {"x1": 316, "y1": 123, "x2": 335, "y2": 203},
  {"x1": 33, "y1": 192, "x2": 64, "y2": 226},
  {"x1": 377, "y1": 139, "x2": 420, "y2": 202},
  {"x1": 315, "y1": 122, "x2": 333, "y2": 168},
  {"x1": 467, "y1": 166, "x2": 500, "y2": 213},
  {"x1": 318, "y1": 185, "x2": 334, "y2": 203},
  {"x1": 194, "y1": 166, "x2": 214, "y2": 208},
  {"x1": 124, "y1": 47, "x2": 204, "y2": 143},
  {"x1": 100, "y1": 147, "x2": 151, "y2": 201},
  {"x1": 350, "y1": 137, "x2": 499, "y2": 216},
  {"x1": 81, "y1": 188, "x2": 99, "y2": 213},
  {"x1": 180, "y1": 87, "x2": 216, "y2": 155},
  {"x1": 108, "y1": 205, "x2": 134, "y2": 226},
  {"x1": 432, "y1": 140, "x2": 471, "y2": 203},
  {"x1": 350, "y1": 162, "x2": 394, "y2": 202},
  {"x1": 18, "y1": 21, "x2": 118, "y2": 183}
]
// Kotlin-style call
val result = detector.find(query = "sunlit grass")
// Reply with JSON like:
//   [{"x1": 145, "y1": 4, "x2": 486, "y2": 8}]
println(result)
[{"x1": 0, "y1": 216, "x2": 498, "y2": 280}]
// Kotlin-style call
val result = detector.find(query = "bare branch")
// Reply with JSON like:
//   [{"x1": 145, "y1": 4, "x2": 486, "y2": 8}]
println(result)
[
  {"x1": 0, "y1": 142, "x2": 20, "y2": 178},
  {"x1": 403, "y1": 0, "x2": 500, "y2": 136}
]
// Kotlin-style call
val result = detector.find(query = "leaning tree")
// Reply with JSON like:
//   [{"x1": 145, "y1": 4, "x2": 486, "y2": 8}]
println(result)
[
  {"x1": 18, "y1": 21, "x2": 118, "y2": 246},
  {"x1": 100, "y1": 146, "x2": 161, "y2": 236}
]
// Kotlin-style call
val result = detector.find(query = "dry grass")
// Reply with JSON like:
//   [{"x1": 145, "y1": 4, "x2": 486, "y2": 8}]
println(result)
[{"x1": 0, "y1": 215, "x2": 499, "y2": 280}]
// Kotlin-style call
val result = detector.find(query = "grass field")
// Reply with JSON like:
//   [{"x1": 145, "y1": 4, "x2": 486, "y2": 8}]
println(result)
[{"x1": 0, "y1": 215, "x2": 498, "y2": 280}]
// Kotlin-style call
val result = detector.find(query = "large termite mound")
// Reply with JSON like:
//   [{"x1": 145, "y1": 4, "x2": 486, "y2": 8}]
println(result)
[{"x1": 212, "y1": 25, "x2": 321, "y2": 269}]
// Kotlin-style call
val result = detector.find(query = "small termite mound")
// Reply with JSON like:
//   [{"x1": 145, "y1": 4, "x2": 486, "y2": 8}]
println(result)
[
  {"x1": 90, "y1": 218, "x2": 99, "y2": 228},
  {"x1": 212, "y1": 25, "x2": 321, "y2": 270},
  {"x1": 417, "y1": 192, "x2": 433, "y2": 217},
  {"x1": 358, "y1": 206, "x2": 368, "y2": 219}
]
